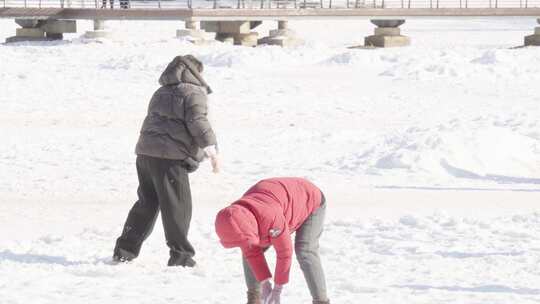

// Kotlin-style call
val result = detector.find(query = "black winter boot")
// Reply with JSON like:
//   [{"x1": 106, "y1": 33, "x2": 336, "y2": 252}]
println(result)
[
  {"x1": 167, "y1": 255, "x2": 196, "y2": 267},
  {"x1": 112, "y1": 248, "x2": 137, "y2": 263},
  {"x1": 246, "y1": 290, "x2": 261, "y2": 304}
]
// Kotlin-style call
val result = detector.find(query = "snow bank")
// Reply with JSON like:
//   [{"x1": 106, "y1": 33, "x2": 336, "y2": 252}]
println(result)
[
  {"x1": 331, "y1": 121, "x2": 540, "y2": 183},
  {"x1": 1, "y1": 19, "x2": 539, "y2": 202}
]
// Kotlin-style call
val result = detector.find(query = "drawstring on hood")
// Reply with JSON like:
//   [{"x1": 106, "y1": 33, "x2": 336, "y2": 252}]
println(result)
[
  {"x1": 158, "y1": 55, "x2": 213, "y2": 94},
  {"x1": 215, "y1": 203, "x2": 259, "y2": 249}
]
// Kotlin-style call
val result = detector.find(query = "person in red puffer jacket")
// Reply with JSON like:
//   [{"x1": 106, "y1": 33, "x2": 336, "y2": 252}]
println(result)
[{"x1": 215, "y1": 177, "x2": 330, "y2": 304}]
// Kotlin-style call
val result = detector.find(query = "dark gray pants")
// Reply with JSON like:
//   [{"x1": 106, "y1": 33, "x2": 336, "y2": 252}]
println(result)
[
  {"x1": 243, "y1": 196, "x2": 328, "y2": 301},
  {"x1": 114, "y1": 155, "x2": 195, "y2": 262}
]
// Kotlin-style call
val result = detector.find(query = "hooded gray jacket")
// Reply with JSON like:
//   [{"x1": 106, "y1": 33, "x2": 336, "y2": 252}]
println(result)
[{"x1": 135, "y1": 56, "x2": 217, "y2": 171}]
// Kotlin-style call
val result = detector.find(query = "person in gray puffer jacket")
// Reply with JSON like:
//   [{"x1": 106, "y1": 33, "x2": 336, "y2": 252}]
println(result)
[{"x1": 113, "y1": 55, "x2": 219, "y2": 267}]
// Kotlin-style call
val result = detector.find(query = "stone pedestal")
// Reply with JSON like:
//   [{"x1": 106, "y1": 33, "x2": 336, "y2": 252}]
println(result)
[
  {"x1": 201, "y1": 21, "x2": 252, "y2": 35},
  {"x1": 365, "y1": 19, "x2": 410, "y2": 48},
  {"x1": 201, "y1": 20, "x2": 262, "y2": 47},
  {"x1": 234, "y1": 32, "x2": 259, "y2": 46},
  {"x1": 15, "y1": 28, "x2": 45, "y2": 38},
  {"x1": 84, "y1": 20, "x2": 113, "y2": 39},
  {"x1": 215, "y1": 33, "x2": 235, "y2": 44},
  {"x1": 258, "y1": 20, "x2": 304, "y2": 47},
  {"x1": 177, "y1": 20, "x2": 214, "y2": 45},
  {"x1": 42, "y1": 20, "x2": 76, "y2": 36},
  {"x1": 6, "y1": 19, "x2": 76, "y2": 43},
  {"x1": 524, "y1": 19, "x2": 540, "y2": 46}
]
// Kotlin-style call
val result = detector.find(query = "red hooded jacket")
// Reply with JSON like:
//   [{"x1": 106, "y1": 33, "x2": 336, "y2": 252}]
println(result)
[{"x1": 215, "y1": 177, "x2": 323, "y2": 285}]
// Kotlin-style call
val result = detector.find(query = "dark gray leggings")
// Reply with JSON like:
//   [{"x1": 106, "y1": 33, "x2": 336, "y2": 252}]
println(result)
[{"x1": 242, "y1": 199, "x2": 328, "y2": 301}]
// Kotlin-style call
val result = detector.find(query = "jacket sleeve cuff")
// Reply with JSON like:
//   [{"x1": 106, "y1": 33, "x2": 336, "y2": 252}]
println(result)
[
  {"x1": 246, "y1": 253, "x2": 272, "y2": 282},
  {"x1": 196, "y1": 131, "x2": 217, "y2": 150},
  {"x1": 273, "y1": 255, "x2": 292, "y2": 285},
  {"x1": 203, "y1": 145, "x2": 218, "y2": 157}
]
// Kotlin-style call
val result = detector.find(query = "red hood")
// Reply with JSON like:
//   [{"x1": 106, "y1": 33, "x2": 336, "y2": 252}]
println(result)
[{"x1": 215, "y1": 203, "x2": 259, "y2": 249}]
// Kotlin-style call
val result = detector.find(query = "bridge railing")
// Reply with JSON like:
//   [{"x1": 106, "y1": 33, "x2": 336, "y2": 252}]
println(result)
[
  {"x1": 2, "y1": 0, "x2": 539, "y2": 9},
  {"x1": 374, "y1": 0, "x2": 538, "y2": 8}
]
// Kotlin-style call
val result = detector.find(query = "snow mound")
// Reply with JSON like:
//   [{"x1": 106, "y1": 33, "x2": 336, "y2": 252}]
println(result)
[
  {"x1": 331, "y1": 119, "x2": 540, "y2": 184},
  {"x1": 199, "y1": 46, "x2": 314, "y2": 68},
  {"x1": 378, "y1": 124, "x2": 539, "y2": 181},
  {"x1": 322, "y1": 51, "x2": 376, "y2": 65},
  {"x1": 319, "y1": 48, "x2": 540, "y2": 84}
]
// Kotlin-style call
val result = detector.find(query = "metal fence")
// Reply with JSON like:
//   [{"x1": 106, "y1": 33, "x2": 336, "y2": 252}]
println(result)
[{"x1": 2, "y1": 0, "x2": 539, "y2": 9}]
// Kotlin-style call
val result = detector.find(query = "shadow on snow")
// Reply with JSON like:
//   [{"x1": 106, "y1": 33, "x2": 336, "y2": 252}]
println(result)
[
  {"x1": 0, "y1": 250, "x2": 114, "y2": 266},
  {"x1": 393, "y1": 284, "x2": 540, "y2": 295}
]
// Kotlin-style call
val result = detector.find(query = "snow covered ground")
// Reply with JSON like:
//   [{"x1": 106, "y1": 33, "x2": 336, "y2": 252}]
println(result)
[{"x1": 0, "y1": 18, "x2": 539, "y2": 303}]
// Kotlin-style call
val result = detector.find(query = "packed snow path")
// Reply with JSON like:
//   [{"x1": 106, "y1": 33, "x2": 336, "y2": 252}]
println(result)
[{"x1": 1, "y1": 201, "x2": 540, "y2": 304}]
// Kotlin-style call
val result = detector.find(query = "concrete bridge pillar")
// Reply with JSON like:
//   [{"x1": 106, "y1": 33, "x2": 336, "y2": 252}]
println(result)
[
  {"x1": 185, "y1": 21, "x2": 198, "y2": 30},
  {"x1": 201, "y1": 21, "x2": 261, "y2": 47},
  {"x1": 94, "y1": 20, "x2": 106, "y2": 31},
  {"x1": 365, "y1": 20, "x2": 410, "y2": 48},
  {"x1": 177, "y1": 20, "x2": 213, "y2": 45},
  {"x1": 6, "y1": 19, "x2": 76, "y2": 43},
  {"x1": 84, "y1": 20, "x2": 112, "y2": 39},
  {"x1": 524, "y1": 18, "x2": 540, "y2": 46},
  {"x1": 259, "y1": 20, "x2": 304, "y2": 47}
]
